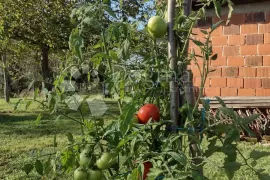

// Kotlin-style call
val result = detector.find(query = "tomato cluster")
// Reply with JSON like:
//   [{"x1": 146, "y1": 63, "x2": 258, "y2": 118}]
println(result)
[{"x1": 74, "y1": 151, "x2": 116, "y2": 180}]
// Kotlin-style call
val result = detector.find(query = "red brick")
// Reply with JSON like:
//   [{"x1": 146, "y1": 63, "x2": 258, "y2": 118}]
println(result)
[
  {"x1": 213, "y1": 14, "x2": 245, "y2": 25},
  {"x1": 221, "y1": 88, "x2": 237, "y2": 96},
  {"x1": 228, "y1": 35, "x2": 245, "y2": 45},
  {"x1": 238, "y1": 89, "x2": 256, "y2": 96},
  {"x1": 257, "y1": 67, "x2": 270, "y2": 77},
  {"x1": 259, "y1": 23, "x2": 270, "y2": 33},
  {"x1": 192, "y1": 28, "x2": 205, "y2": 37},
  {"x1": 212, "y1": 46, "x2": 223, "y2": 56},
  {"x1": 189, "y1": 39, "x2": 195, "y2": 48},
  {"x1": 240, "y1": 24, "x2": 258, "y2": 34},
  {"x1": 229, "y1": 14, "x2": 246, "y2": 25},
  {"x1": 222, "y1": 67, "x2": 238, "y2": 77},
  {"x1": 212, "y1": 15, "x2": 227, "y2": 25},
  {"x1": 224, "y1": 25, "x2": 240, "y2": 35},
  {"x1": 240, "y1": 45, "x2": 257, "y2": 55},
  {"x1": 190, "y1": 47, "x2": 203, "y2": 56},
  {"x1": 193, "y1": 77, "x2": 210, "y2": 87},
  {"x1": 262, "y1": 78, "x2": 270, "y2": 88},
  {"x1": 227, "y1": 78, "x2": 244, "y2": 88},
  {"x1": 263, "y1": 56, "x2": 270, "y2": 66},
  {"x1": 190, "y1": 58, "x2": 204, "y2": 67},
  {"x1": 246, "y1": 12, "x2": 265, "y2": 23},
  {"x1": 197, "y1": 17, "x2": 212, "y2": 28},
  {"x1": 208, "y1": 67, "x2": 222, "y2": 77},
  {"x1": 246, "y1": 34, "x2": 264, "y2": 45},
  {"x1": 211, "y1": 57, "x2": 227, "y2": 67},
  {"x1": 244, "y1": 78, "x2": 262, "y2": 88},
  {"x1": 264, "y1": 33, "x2": 270, "y2": 44},
  {"x1": 195, "y1": 36, "x2": 207, "y2": 44},
  {"x1": 245, "y1": 56, "x2": 263, "y2": 66},
  {"x1": 266, "y1": 12, "x2": 270, "y2": 23},
  {"x1": 258, "y1": 44, "x2": 270, "y2": 55},
  {"x1": 227, "y1": 57, "x2": 244, "y2": 66},
  {"x1": 212, "y1": 26, "x2": 223, "y2": 36},
  {"x1": 223, "y1": 46, "x2": 239, "y2": 56},
  {"x1": 211, "y1": 77, "x2": 226, "y2": 87},
  {"x1": 204, "y1": 87, "x2": 221, "y2": 97},
  {"x1": 191, "y1": 67, "x2": 201, "y2": 77},
  {"x1": 256, "y1": 89, "x2": 270, "y2": 96},
  {"x1": 211, "y1": 36, "x2": 227, "y2": 46},
  {"x1": 239, "y1": 67, "x2": 257, "y2": 77}
]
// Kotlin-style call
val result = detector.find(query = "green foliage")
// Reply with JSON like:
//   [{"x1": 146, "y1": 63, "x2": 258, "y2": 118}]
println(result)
[{"x1": 19, "y1": 0, "x2": 269, "y2": 180}]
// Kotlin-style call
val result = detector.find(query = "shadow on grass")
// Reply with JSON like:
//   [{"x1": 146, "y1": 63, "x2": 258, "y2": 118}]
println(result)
[
  {"x1": 0, "y1": 113, "x2": 41, "y2": 123},
  {"x1": 0, "y1": 112, "x2": 80, "y2": 136}
]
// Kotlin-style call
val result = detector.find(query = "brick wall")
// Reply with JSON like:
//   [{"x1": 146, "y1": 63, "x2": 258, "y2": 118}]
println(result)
[{"x1": 189, "y1": 11, "x2": 270, "y2": 97}]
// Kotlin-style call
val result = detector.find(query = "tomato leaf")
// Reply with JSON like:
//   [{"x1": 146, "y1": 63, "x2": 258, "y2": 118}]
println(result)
[
  {"x1": 35, "y1": 113, "x2": 42, "y2": 125},
  {"x1": 214, "y1": 96, "x2": 226, "y2": 107},
  {"x1": 223, "y1": 129, "x2": 240, "y2": 148},
  {"x1": 23, "y1": 163, "x2": 33, "y2": 175},
  {"x1": 25, "y1": 101, "x2": 32, "y2": 110},
  {"x1": 35, "y1": 160, "x2": 43, "y2": 175},
  {"x1": 211, "y1": 54, "x2": 218, "y2": 60},
  {"x1": 66, "y1": 132, "x2": 74, "y2": 143},
  {"x1": 213, "y1": 0, "x2": 221, "y2": 18},
  {"x1": 120, "y1": 101, "x2": 136, "y2": 135},
  {"x1": 192, "y1": 39, "x2": 204, "y2": 47},
  {"x1": 166, "y1": 152, "x2": 187, "y2": 166}
]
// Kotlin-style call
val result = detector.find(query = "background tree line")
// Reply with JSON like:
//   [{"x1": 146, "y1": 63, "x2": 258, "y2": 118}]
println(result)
[{"x1": 0, "y1": 0, "x2": 155, "y2": 102}]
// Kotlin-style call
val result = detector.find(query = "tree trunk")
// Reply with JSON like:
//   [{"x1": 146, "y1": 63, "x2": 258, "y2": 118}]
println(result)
[
  {"x1": 2, "y1": 52, "x2": 10, "y2": 103},
  {"x1": 41, "y1": 44, "x2": 52, "y2": 91}
]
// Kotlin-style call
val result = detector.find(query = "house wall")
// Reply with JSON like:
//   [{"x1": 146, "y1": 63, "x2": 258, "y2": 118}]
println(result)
[{"x1": 189, "y1": 1, "x2": 270, "y2": 97}]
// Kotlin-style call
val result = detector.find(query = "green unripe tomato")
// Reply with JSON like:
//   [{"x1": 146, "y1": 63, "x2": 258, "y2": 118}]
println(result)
[
  {"x1": 79, "y1": 150, "x2": 91, "y2": 167},
  {"x1": 88, "y1": 170, "x2": 103, "y2": 180},
  {"x1": 96, "y1": 152, "x2": 116, "y2": 170},
  {"x1": 74, "y1": 168, "x2": 88, "y2": 180},
  {"x1": 161, "y1": 82, "x2": 169, "y2": 88},
  {"x1": 147, "y1": 16, "x2": 167, "y2": 39}
]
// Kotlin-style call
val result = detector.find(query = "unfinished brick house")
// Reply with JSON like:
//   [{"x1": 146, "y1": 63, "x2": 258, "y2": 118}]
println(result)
[{"x1": 190, "y1": 0, "x2": 270, "y2": 97}]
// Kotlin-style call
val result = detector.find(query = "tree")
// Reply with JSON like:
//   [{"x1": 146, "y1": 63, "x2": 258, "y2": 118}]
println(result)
[{"x1": 0, "y1": 0, "x2": 75, "y2": 90}]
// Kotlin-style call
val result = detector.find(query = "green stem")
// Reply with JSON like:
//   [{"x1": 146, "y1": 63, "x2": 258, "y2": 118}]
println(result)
[
  {"x1": 27, "y1": 99, "x2": 84, "y2": 125},
  {"x1": 78, "y1": 108, "x2": 85, "y2": 136},
  {"x1": 192, "y1": 32, "x2": 211, "y2": 114},
  {"x1": 100, "y1": 10, "x2": 123, "y2": 115},
  {"x1": 153, "y1": 39, "x2": 161, "y2": 108}
]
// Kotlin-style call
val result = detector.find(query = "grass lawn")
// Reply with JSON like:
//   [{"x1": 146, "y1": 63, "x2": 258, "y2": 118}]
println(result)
[
  {"x1": 1, "y1": 98, "x2": 270, "y2": 179},
  {"x1": 0, "y1": 97, "x2": 119, "y2": 179}
]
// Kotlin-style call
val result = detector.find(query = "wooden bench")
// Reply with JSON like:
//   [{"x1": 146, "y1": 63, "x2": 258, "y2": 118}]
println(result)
[{"x1": 199, "y1": 96, "x2": 270, "y2": 109}]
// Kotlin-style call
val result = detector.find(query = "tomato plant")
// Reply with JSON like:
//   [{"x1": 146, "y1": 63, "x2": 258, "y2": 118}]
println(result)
[
  {"x1": 22, "y1": 1, "x2": 268, "y2": 180},
  {"x1": 137, "y1": 104, "x2": 160, "y2": 124}
]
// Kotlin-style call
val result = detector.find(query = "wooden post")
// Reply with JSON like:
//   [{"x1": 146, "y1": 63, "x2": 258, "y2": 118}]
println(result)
[
  {"x1": 168, "y1": 0, "x2": 179, "y2": 131},
  {"x1": 183, "y1": 0, "x2": 204, "y2": 177}
]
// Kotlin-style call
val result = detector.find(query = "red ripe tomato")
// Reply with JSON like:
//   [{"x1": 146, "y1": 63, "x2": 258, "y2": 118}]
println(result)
[
  {"x1": 143, "y1": 161, "x2": 153, "y2": 180},
  {"x1": 137, "y1": 104, "x2": 160, "y2": 124}
]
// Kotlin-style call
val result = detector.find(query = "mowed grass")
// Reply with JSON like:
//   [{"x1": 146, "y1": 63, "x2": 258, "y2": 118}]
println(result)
[{"x1": 1, "y1": 98, "x2": 270, "y2": 179}]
